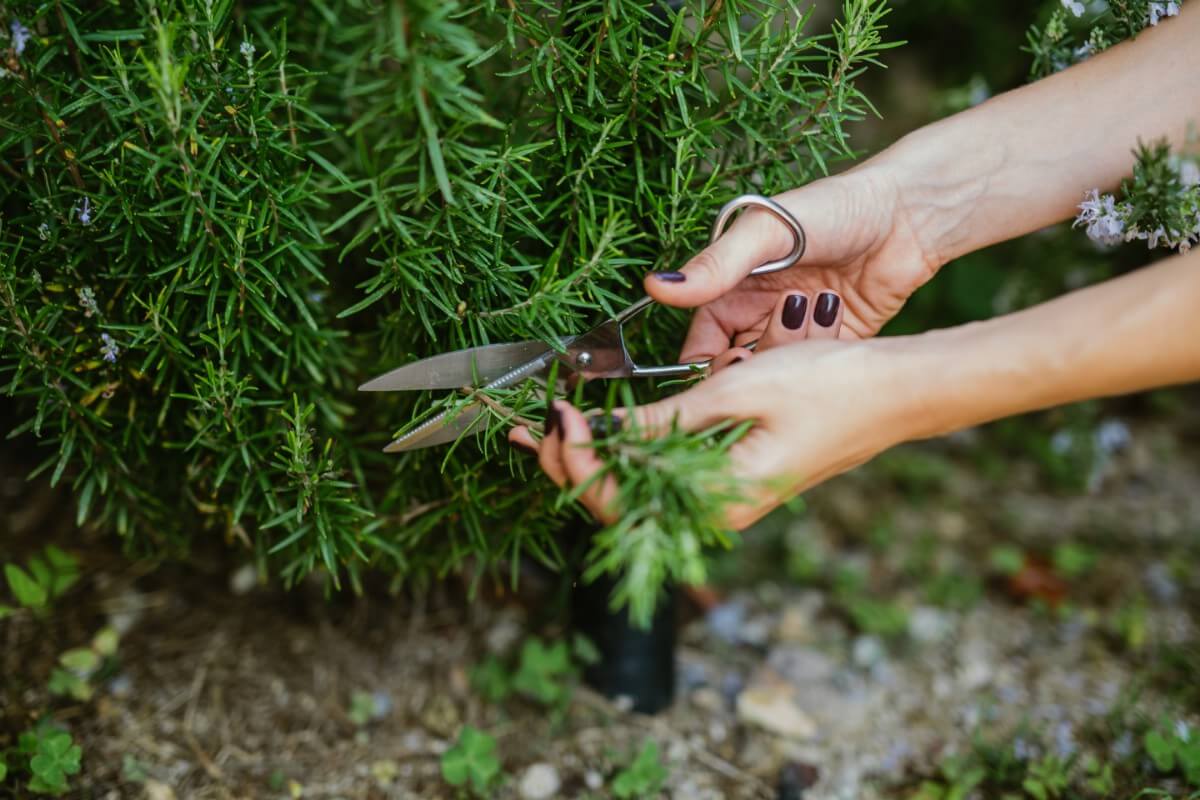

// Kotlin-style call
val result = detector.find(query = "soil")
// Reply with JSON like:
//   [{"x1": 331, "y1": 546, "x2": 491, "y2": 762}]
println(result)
[{"x1": 1, "y1": 396, "x2": 1198, "y2": 799}]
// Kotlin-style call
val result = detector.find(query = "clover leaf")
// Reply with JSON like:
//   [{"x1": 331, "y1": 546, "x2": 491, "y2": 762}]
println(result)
[{"x1": 441, "y1": 726, "x2": 500, "y2": 795}]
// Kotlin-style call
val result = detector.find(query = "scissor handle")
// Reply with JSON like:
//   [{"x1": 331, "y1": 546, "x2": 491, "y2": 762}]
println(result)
[
  {"x1": 569, "y1": 194, "x2": 805, "y2": 379},
  {"x1": 711, "y1": 194, "x2": 806, "y2": 276}
]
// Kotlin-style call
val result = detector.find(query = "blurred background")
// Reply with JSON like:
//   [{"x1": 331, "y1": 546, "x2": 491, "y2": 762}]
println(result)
[{"x1": 2, "y1": 1, "x2": 1196, "y2": 798}]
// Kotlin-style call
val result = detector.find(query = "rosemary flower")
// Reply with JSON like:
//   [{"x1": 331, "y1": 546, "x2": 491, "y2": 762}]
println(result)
[
  {"x1": 1075, "y1": 189, "x2": 1127, "y2": 246},
  {"x1": 10, "y1": 18, "x2": 31, "y2": 55},
  {"x1": 1147, "y1": 1, "x2": 1181, "y2": 26},
  {"x1": 1059, "y1": 0, "x2": 1085, "y2": 17},
  {"x1": 76, "y1": 197, "x2": 93, "y2": 226},
  {"x1": 78, "y1": 287, "x2": 99, "y2": 317},
  {"x1": 100, "y1": 333, "x2": 120, "y2": 363}
]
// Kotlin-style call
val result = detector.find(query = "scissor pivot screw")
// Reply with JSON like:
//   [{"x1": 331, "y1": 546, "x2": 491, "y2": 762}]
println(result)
[{"x1": 576, "y1": 352, "x2": 593, "y2": 368}]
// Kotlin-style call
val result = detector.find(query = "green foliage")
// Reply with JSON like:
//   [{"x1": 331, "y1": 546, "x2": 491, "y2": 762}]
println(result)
[
  {"x1": 1144, "y1": 722, "x2": 1200, "y2": 785},
  {"x1": 1052, "y1": 542, "x2": 1096, "y2": 580},
  {"x1": 842, "y1": 595, "x2": 909, "y2": 639},
  {"x1": 1025, "y1": 0, "x2": 1183, "y2": 80},
  {"x1": 440, "y1": 726, "x2": 501, "y2": 795},
  {"x1": 1099, "y1": 140, "x2": 1200, "y2": 254},
  {"x1": 4, "y1": 563, "x2": 46, "y2": 610},
  {"x1": 2, "y1": 546, "x2": 79, "y2": 614},
  {"x1": 46, "y1": 625, "x2": 121, "y2": 702},
  {"x1": 577, "y1": 394, "x2": 754, "y2": 625},
  {"x1": 0, "y1": 0, "x2": 896, "y2": 613},
  {"x1": 1021, "y1": 754, "x2": 1070, "y2": 800},
  {"x1": 4, "y1": 725, "x2": 83, "y2": 796},
  {"x1": 469, "y1": 634, "x2": 593, "y2": 706},
  {"x1": 611, "y1": 739, "x2": 668, "y2": 799},
  {"x1": 1081, "y1": 755, "x2": 1116, "y2": 795},
  {"x1": 1024, "y1": 6, "x2": 1199, "y2": 255},
  {"x1": 347, "y1": 690, "x2": 376, "y2": 727},
  {"x1": 511, "y1": 637, "x2": 576, "y2": 705},
  {"x1": 923, "y1": 570, "x2": 983, "y2": 611},
  {"x1": 470, "y1": 655, "x2": 513, "y2": 703},
  {"x1": 908, "y1": 755, "x2": 985, "y2": 800}
]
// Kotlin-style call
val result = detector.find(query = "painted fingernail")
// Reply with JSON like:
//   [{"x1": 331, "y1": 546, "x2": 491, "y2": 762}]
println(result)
[
  {"x1": 588, "y1": 414, "x2": 624, "y2": 437},
  {"x1": 782, "y1": 294, "x2": 808, "y2": 330},
  {"x1": 545, "y1": 402, "x2": 560, "y2": 437},
  {"x1": 814, "y1": 292, "x2": 840, "y2": 327},
  {"x1": 731, "y1": 357, "x2": 744, "y2": 365},
  {"x1": 649, "y1": 271, "x2": 687, "y2": 283},
  {"x1": 511, "y1": 439, "x2": 537, "y2": 455}
]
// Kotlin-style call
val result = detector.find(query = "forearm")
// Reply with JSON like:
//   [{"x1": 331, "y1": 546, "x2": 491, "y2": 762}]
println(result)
[
  {"x1": 869, "y1": 8, "x2": 1200, "y2": 264},
  {"x1": 888, "y1": 250, "x2": 1200, "y2": 440}
]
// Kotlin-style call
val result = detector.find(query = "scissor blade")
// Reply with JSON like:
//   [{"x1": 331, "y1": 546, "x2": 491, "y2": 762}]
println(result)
[
  {"x1": 383, "y1": 406, "x2": 485, "y2": 452},
  {"x1": 359, "y1": 340, "x2": 552, "y2": 392}
]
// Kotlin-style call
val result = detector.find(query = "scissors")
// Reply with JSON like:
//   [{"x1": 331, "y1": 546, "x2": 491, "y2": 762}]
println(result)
[{"x1": 359, "y1": 194, "x2": 806, "y2": 452}]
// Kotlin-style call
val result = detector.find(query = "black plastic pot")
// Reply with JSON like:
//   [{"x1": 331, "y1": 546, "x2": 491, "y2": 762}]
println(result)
[{"x1": 568, "y1": 522, "x2": 677, "y2": 715}]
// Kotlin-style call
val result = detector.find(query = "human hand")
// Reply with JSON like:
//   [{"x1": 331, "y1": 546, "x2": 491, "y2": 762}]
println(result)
[
  {"x1": 512, "y1": 242, "x2": 1200, "y2": 528},
  {"x1": 646, "y1": 163, "x2": 942, "y2": 361},
  {"x1": 508, "y1": 336, "x2": 918, "y2": 529}
]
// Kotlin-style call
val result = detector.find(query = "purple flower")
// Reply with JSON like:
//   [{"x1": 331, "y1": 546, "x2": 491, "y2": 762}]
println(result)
[
  {"x1": 1147, "y1": 1, "x2": 1181, "y2": 26},
  {"x1": 1075, "y1": 189, "x2": 1127, "y2": 246},
  {"x1": 100, "y1": 333, "x2": 120, "y2": 363},
  {"x1": 10, "y1": 19, "x2": 31, "y2": 56},
  {"x1": 77, "y1": 287, "x2": 98, "y2": 317},
  {"x1": 77, "y1": 197, "x2": 93, "y2": 226},
  {"x1": 1060, "y1": 0, "x2": 1085, "y2": 17}
]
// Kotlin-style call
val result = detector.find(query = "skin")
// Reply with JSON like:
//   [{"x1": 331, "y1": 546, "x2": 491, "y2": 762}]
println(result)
[{"x1": 510, "y1": 8, "x2": 1200, "y2": 527}]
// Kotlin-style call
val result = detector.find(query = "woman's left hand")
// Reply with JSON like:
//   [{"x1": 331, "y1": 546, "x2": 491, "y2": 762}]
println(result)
[{"x1": 509, "y1": 335, "x2": 919, "y2": 529}]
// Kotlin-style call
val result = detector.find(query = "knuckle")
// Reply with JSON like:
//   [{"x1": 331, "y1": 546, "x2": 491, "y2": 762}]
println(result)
[{"x1": 685, "y1": 250, "x2": 725, "y2": 284}]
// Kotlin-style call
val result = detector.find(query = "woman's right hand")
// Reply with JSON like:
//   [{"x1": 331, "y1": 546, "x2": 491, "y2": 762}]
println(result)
[{"x1": 644, "y1": 161, "x2": 945, "y2": 363}]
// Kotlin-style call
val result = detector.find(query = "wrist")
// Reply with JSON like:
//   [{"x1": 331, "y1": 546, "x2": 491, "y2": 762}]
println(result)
[
  {"x1": 864, "y1": 119, "x2": 1005, "y2": 267},
  {"x1": 862, "y1": 321, "x2": 1044, "y2": 444}
]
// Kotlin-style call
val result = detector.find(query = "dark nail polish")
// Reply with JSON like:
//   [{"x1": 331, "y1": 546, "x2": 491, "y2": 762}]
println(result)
[
  {"x1": 588, "y1": 414, "x2": 624, "y2": 437},
  {"x1": 545, "y1": 402, "x2": 560, "y2": 437},
  {"x1": 731, "y1": 357, "x2": 744, "y2": 364},
  {"x1": 511, "y1": 439, "x2": 537, "y2": 455},
  {"x1": 781, "y1": 294, "x2": 808, "y2": 330},
  {"x1": 650, "y1": 271, "x2": 687, "y2": 283},
  {"x1": 814, "y1": 292, "x2": 840, "y2": 327}
]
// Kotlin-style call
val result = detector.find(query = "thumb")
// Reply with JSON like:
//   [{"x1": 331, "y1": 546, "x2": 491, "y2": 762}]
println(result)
[
  {"x1": 644, "y1": 201, "x2": 798, "y2": 308},
  {"x1": 627, "y1": 379, "x2": 738, "y2": 436}
]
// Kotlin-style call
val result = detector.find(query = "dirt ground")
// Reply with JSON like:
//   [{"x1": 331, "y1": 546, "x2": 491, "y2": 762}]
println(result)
[{"x1": 2, "y1": 395, "x2": 1198, "y2": 799}]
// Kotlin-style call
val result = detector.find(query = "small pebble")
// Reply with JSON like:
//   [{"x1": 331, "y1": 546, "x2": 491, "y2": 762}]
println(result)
[
  {"x1": 518, "y1": 763, "x2": 561, "y2": 800},
  {"x1": 229, "y1": 563, "x2": 257, "y2": 595},
  {"x1": 736, "y1": 683, "x2": 817, "y2": 739},
  {"x1": 584, "y1": 770, "x2": 603, "y2": 790},
  {"x1": 371, "y1": 691, "x2": 393, "y2": 719},
  {"x1": 707, "y1": 601, "x2": 747, "y2": 644},
  {"x1": 851, "y1": 636, "x2": 885, "y2": 670},
  {"x1": 1145, "y1": 562, "x2": 1180, "y2": 603},
  {"x1": 908, "y1": 606, "x2": 952, "y2": 644},
  {"x1": 720, "y1": 671, "x2": 745, "y2": 709},
  {"x1": 108, "y1": 674, "x2": 133, "y2": 698}
]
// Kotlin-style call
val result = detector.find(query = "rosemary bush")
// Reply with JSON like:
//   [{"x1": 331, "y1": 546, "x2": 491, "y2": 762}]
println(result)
[{"x1": 0, "y1": 1, "x2": 894, "y2": 612}]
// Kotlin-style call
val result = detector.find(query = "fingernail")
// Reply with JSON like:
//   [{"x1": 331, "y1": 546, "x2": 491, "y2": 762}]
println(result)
[
  {"x1": 545, "y1": 402, "x2": 560, "y2": 437},
  {"x1": 511, "y1": 439, "x2": 537, "y2": 455},
  {"x1": 814, "y1": 293, "x2": 840, "y2": 327},
  {"x1": 782, "y1": 294, "x2": 808, "y2": 330},
  {"x1": 731, "y1": 356, "x2": 745, "y2": 364},
  {"x1": 649, "y1": 271, "x2": 687, "y2": 283},
  {"x1": 588, "y1": 414, "x2": 624, "y2": 437}
]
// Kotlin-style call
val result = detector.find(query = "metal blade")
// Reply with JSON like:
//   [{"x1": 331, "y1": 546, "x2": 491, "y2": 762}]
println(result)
[
  {"x1": 383, "y1": 406, "x2": 485, "y2": 452},
  {"x1": 359, "y1": 340, "x2": 552, "y2": 392},
  {"x1": 381, "y1": 349, "x2": 560, "y2": 453}
]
